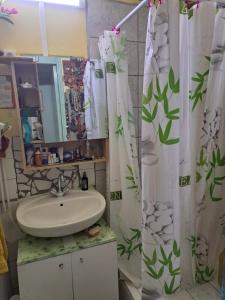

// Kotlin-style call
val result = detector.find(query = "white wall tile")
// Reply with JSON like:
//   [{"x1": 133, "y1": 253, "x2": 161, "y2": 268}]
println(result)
[
  {"x1": 4, "y1": 158, "x2": 16, "y2": 180},
  {"x1": 7, "y1": 179, "x2": 18, "y2": 200},
  {"x1": 95, "y1": 162, "x2": 106, "y2": 171},
  {"x1": 88, "y1": 37, "x2": 100, "y2": 59},
  {"x1": 79, "y1": 162, "x2": 95, "y2": 170},
  {"x1": 5, "y1": 141, "x2": 13, "y2": 159},
  {"x1": 127, "y1": 41, "x2": 138, "y2": 75},
  {"x1": 86, "y1": 0, "x2": 138, "y2": 42},
  {"x1": 139, "y1": 75, "x2": 143, "y2": 105},
  {"x1": 138, "y1": 6, "x2": 148, "y2": 43},
  {"x1": 128, "y1": 76, "x2": 139, "y2": 108},
  {"x1": 138, "y1": 43, "x2": 146, "y2": 76},
  {"x1": 12, "y1": 137, "x2": 21, "y2": 151},
  {"x1": 95, "y1": 169, "x2": 106, "y2": 197}
]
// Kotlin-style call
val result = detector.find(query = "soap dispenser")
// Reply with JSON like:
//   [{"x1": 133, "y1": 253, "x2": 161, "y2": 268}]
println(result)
[{"x1": 81, "y1": 172, "x2": 88, "y2": 191}]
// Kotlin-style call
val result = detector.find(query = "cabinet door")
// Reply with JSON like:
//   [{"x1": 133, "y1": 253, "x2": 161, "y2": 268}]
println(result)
[
  {"x1": 18, "y1": 254, "x2": 73, "y2": 300},
  {"x1": 72, "y1": 242, "x2": 119, "y2": 300},
  {"x1": 35, "y1": 56, "x2": 67, "y2": 142}
]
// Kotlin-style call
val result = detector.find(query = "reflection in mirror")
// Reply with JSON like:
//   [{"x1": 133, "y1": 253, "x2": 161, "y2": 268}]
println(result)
[
  {"x1": 62, "y1": 58, "x2": 108, "y2": 141},
  {"x1": 34, "y1": 56, "x2": 108, "y2": 143},
  {"x1": 63, "y1": 58, "x2": 87, "y2": 140}
]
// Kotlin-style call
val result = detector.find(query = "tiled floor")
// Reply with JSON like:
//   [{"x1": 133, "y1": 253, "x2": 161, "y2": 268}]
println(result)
[
  {"x1": 166, "y1": 282, "x2": 221, "y2": 300},
  {"x1": 122, "y1": 281, "x2": 221, "y2": 300}
]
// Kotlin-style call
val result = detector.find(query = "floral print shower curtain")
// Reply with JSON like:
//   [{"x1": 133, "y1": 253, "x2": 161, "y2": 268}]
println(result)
[
  {"x1": 99, "y1": 31, "x2": 142, "y2": 286},
  {"x1": 142, "y1": 0, "x2": 225, "y2": 297}
]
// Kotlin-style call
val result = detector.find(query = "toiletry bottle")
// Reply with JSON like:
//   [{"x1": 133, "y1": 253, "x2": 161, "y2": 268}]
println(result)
[
  {"x1": 58, "y1": 147, "x2": 63, "y2": 163},
  {"x1": 81, "y1": 172, "x2": 88, "y2": 191},
  {"x1": 25, "y1": 144, "x2": 34, "y2": 166},
  {"x1": 34, "y1": 148, "x2": 42, "y2": 166},
  {"x1": 22, "y1": 114, "x2": 32, "y2": 144},
  {"x1": 42, "y1": 148, "x2": 48, "y2": 165}
]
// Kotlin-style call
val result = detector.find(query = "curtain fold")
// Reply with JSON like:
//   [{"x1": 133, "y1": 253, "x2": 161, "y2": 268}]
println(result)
[
  {"x1": 99, "y1": 31, "x2": 142, "y2": 286},
  {"x1": 142, "y1": 0, "x2": 225, "y2": 296}
]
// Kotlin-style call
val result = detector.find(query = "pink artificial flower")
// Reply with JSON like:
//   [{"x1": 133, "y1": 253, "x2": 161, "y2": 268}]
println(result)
[
  {"x1": 9, "y1": 7, "x2": 18, "y2": 14},
  {"x1": 0, "y1": 6, "x2": 18, "y2": 15}
]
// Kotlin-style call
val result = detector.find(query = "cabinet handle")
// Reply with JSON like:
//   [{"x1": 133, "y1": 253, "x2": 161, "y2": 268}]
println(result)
[
  {"x1": 80, "y1": 258, "x2": 84, "y2": 263},
  {"x1": 59, "y1": 263, "x2": 64, "y2": 269}
]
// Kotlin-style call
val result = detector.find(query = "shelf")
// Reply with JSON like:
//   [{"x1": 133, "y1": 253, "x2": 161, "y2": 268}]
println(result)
[
  {"x1": 20, "y1": 106, "x2": 41, "y2": 110},
  {"x1": 24, "y1": 158, "x2": 106, "y2": 171},
  {"x1": 31, "y1": 140, "x2": 45, "y2": 144},
  {"x1": 18, "y1": 86, "x2": 38, "y2": 91}
]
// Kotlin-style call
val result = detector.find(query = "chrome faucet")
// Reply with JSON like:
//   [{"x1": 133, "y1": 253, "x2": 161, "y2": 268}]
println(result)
[{"x1": 50, "y1": 174, "x2": 70, "y2": 197}]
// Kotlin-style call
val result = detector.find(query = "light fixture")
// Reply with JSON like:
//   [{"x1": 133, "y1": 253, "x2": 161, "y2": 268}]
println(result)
[{"x1": 29, "y1": 0, "x2": 84, "y2": 7}]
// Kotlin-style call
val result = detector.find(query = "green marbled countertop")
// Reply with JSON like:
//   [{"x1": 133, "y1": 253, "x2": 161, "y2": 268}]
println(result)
[{"x1": 17, "y1": 219, "x2": 116, "y2": 266}]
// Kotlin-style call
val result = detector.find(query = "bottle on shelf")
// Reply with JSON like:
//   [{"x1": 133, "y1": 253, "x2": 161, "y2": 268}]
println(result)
[
  {"x1": 34, "y1": 148, "x2": 42, "y2": 167},
  {"x1": 81, "y1": 172, "x2": 88, "y2": 191}
]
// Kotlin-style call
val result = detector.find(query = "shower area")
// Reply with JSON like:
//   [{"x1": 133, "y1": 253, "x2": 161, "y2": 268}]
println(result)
[{"x1": 87, "y1": 0, "x2": 225, "y2": 299}]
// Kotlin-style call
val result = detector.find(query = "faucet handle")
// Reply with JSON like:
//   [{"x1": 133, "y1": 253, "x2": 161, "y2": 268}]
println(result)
[{"x1": 60, "y1": 174, "x2": 65, "y2": 182}]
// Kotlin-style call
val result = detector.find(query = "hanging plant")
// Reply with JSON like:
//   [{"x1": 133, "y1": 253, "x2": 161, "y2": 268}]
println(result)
[{"x1": 0, "y1": 0, "x2": 18, "y2": 25}]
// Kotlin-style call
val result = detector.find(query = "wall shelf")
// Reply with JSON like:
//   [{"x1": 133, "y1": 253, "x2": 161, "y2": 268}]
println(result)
[{"x1": 24, "y1": 158, "x2": 106, "y2": 171}]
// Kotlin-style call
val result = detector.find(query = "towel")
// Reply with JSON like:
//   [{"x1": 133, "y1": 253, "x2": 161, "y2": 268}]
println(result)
[{"x1": 0, "y1": 223, "x2": 8, "y2": 274}]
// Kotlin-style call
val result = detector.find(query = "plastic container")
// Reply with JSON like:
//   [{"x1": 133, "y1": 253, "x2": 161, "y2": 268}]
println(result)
[
  {"x1": 10, "y1": 295, "x2": 20, "y2": 300},
  {"x1": 222, "y1": 261, "x2": 225, "y2": 300},
  {"x1": 0, "y1": 273, "x2": 10, "y2": 300}
]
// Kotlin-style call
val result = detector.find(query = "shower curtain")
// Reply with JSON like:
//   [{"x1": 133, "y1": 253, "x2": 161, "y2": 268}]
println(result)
[
  {"x1": 83, "y1": 60, "x2": 108, "y2": 139},
  {"x1": 99, "y1": 31, "x2": 142, "y2": 286},
  {"x1": 142, "y1": 0, "x2": 225, "y2": 296}
]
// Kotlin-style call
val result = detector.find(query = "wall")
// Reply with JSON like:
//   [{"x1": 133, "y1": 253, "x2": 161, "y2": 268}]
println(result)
[{"x1": 0, "y1": 0, "x2": 87, "y2": 57}]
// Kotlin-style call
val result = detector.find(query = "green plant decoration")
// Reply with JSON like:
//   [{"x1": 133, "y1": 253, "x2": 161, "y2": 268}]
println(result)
[
  {"x1": 115, "y1": 115, "x2": 123, "y2": 136},
  {"x1": 125, "y1": 165, "x2": 138, "y2": 191},
  {"x1": 0, "y1": 0, "x2": 17, "y2": 24},
  {"x1": 188, "y1": 235, "x2": 214, "y2": 284},
  {"x1": 117, "y1": 228, "x2": 142, "y2": 260},
  {"x1": 143, "y1": 240, "x2": 181, "y2": 295},
  {"x1": 179, "y1": 0, "x2": 195, "y2": 19},
  {"x1": 111, "y1": 35, "x2": 127, "y2": 73},
  {"x1": 206, "y1": 148, "x2": 225, "y2": 202},
  {"x1": 196, "y1": 147, "x2": 225, "y2": 202},
  {"x1": 142, "y1": 67, "x2": 180, "y2": 146},
  {"x1": 187, "y1": 235, "x2": 197, "y2": 256},
  {"x1": 189, "y1": 56, "x2": 210, "y2": 111},
  {"x1": 195, "y1": 265, "x2": 214, "y2": 284},
  {"x1": 128, "y1": 111, "x2": 134, "y2": 124},
  {"x1": 83, "y1": 99, "x2": 91, "y2": 111}
]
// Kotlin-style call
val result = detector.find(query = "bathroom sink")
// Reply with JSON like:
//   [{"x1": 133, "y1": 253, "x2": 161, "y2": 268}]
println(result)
[{"x1": 16, "y1": 190, "x2": 106, "y2": 237}]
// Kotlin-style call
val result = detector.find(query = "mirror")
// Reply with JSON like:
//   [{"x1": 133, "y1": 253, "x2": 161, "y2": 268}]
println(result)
[{"x1": 37, "y1": 56, "x2": 108, "y2": 143}]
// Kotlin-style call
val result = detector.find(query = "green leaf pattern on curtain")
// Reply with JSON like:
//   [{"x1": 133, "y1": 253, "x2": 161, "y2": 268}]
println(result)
[
  {"x1": 142, "y1": 67, "x2": 180, "y2": 145},
  {"x1": 142, "y1": 1, "x2": 225, "y2": 296},
  {"x1": 117, "y1": 228, "x2": 142, "y2": 260},
  {"x1": 143, "y1": 241, "x2": 181, "y2": 295},
  {"x1": 187, "y1": 235, "x2": 214, "y2": 284}
]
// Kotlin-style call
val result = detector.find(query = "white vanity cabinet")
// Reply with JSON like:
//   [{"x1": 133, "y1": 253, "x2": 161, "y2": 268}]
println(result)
[
  {"x1": 72, "y1": 242, "x2": 118, "y2": 300},
  {"x1": 18, "y1": 254, "x2": 73, "y2": 300},
  {"x1": 18, "y1": 241, "x2": 119, "y2": 300}
]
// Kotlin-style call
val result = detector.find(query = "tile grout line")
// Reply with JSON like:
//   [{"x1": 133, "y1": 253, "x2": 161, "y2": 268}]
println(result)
[
  {"x1": 209, "y1": 281, "x2": 221, "y2": 294},
  {"x1": 185, "y1": 288, "x2": 197, "y2": 300}
]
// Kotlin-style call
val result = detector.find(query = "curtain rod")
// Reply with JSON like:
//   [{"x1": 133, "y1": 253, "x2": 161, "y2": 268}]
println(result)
[
  {"x1": 113, "y1": 0, "x2": 225, "y2": 31},
  {"x1": 114, "y1": 0, "x2": 148, "y2": 31}
]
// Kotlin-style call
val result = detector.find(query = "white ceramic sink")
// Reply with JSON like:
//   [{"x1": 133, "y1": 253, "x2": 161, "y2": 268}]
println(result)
[{"x1": 16, "y1": 190, "x2": 106, "y2": 237}]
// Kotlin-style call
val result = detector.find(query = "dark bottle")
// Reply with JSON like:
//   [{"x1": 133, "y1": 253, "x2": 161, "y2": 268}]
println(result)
[{"x1": 81, "y1": 172, "x2": 88, "y2": 191}]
